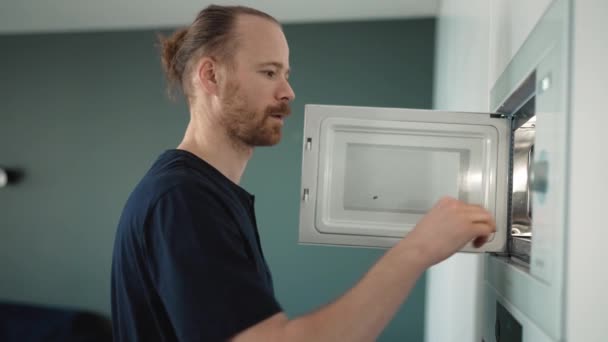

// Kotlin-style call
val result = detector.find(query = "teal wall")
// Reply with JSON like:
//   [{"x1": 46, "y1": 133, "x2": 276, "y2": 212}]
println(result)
[{"x1": 0, "y1": 18, "x2": 435, "y2": 341}]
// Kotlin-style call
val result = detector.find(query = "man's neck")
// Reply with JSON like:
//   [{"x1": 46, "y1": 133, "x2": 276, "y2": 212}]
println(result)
[{"x1": 177, "y1": 114, "x2": 252, "y2": 185}]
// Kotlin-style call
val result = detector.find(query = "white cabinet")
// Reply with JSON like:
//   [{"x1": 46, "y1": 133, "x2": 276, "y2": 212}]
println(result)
[
  {"x1": 298, "y1": 105, "x2": 510, "y2": 252},
  {"x1": 431, "y1": 0, "x2": 606, "y2": 341},
  {"x1": 483, "y1": 0, "x2": 570, "y2": 341},
  {"x1": 489, "y1": 0, "x2": 553, "y2": 87}
]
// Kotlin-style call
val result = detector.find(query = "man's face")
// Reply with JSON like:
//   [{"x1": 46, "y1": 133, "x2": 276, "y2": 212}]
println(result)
[{"x1": 217, "y1": 15, "x2": 296, "y2": 147}]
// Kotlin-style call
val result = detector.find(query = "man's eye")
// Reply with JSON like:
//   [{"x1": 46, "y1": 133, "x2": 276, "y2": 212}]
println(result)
[{"x1": 262, "y1": 70, "x2": 276, "y2": 78}]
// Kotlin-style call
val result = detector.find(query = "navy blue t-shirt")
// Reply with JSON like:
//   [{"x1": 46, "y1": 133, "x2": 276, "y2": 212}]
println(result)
[{"x1": 111, "y1": 149, "x2": 281, "y2": 341}]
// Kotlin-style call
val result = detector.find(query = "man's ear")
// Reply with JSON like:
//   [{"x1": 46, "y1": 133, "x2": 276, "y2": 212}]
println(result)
[{"x1": 196, "y1": 56, "x2": 219, "y2": 95}]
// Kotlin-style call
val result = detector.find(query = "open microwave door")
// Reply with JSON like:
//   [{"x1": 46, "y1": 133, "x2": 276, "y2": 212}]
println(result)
[{"x1": 298, "y1": 104, "x2": 510, "y2": 253}]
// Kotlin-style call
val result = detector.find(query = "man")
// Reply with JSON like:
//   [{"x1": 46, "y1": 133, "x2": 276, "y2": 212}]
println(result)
[{"x1": 111, "y1": 5, "x2": 496, "y2": 341}]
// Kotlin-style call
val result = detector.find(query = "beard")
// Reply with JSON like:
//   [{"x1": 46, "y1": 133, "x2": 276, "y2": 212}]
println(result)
[{"x1": 220, "y1": 80, "x2": 291, "y2": 147}]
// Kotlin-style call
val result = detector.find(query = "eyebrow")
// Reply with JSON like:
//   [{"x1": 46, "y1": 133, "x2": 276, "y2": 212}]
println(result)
[{"x1": 257, "y1": 62, "x2": 291, "y2": 74}]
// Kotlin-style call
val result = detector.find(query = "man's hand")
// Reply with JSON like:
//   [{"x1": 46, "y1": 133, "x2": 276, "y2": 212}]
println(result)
[{"x1": 401, "y1": 196, "x2": 497, "y2": 268}]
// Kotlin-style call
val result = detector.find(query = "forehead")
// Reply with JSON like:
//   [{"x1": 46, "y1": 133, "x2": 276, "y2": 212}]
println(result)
[{"x1": 231, "y1": 15, "x2": 289, "y2": 66}]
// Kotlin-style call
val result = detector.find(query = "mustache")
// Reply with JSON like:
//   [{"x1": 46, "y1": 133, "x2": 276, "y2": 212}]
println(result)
[{"x1": 265, "y1": 102, "x2": 291, "y2": 116}]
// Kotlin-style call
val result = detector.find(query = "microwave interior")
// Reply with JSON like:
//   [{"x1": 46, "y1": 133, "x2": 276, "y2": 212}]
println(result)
[{"x1": 495, "y1": 71, "x2": 538, "y2": 267}]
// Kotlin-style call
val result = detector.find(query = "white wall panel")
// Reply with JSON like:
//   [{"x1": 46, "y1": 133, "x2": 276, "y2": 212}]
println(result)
[
  {"x1": 427, "y1": 1, "x2": 490, "y2": 341},
  {"x1": 566, "y1": 1, "x2": 608, "y2": 341}
]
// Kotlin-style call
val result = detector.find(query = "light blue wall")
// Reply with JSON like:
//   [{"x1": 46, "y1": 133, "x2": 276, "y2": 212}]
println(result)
[{"x1": 0, "y1": 18, "x2": 435, "y2": 341}]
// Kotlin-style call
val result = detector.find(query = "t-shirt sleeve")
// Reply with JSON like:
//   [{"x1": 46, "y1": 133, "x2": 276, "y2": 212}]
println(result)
[{"x1": 144, "y1": 183, "x2": 282, "y2": 341}]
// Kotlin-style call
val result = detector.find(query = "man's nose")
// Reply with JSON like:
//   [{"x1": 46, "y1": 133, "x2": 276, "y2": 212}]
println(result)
[{"x1": 278, "y1": 79, "x2": 296, "y2": 102}]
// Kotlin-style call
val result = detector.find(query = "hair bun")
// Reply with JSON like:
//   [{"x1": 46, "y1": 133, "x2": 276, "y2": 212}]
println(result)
[{"x1": 159, "y1": 28, "x2": 188, "y2": 88}]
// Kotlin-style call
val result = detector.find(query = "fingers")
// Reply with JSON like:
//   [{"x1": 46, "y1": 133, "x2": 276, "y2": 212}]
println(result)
[
  {"x1": 471, "y1": 222, "x2": 495, "y2": 248},
  {"x1": 434, "y1": 196, "x2": 459, "y2": 209},
  {"x1": 431, "y1": 197, "x2": 498, "y2": 249},
  {"x1": 457, "y1": 203, "x2": 496, "y2": 227},
  {"x1": 472, "y1": 235, "x2": 491, "y2": 248},
  {"x1": 435, "y1": 198, "x2": 494, "y2": 223},
  {"x1": 463, "y1": 207, "x2": 496, "y2": 248}
]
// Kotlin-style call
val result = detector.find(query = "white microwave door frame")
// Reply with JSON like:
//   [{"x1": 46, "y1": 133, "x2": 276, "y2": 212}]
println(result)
[{"x1": 299, "y1": 104, "x2": 511, "y2": 253}]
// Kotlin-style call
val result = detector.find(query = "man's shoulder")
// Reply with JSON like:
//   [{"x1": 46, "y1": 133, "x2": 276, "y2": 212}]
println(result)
[
  {"x1": 138, "y1": 149, "x2": 234, "y2": 202},
  {"x1": 115, "y1": 150, "x2": 248, "y2": 240},
  {"x1": 116, "y1": 159, "x2": 213, "y2": 232},
  {"x1": 128, "y1": 167, "x2": 220, "y2": 219}
]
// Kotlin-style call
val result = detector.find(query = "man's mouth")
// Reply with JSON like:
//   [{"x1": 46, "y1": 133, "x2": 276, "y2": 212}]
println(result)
[
  {"x1": 266, "y1": 103, "x2": 291, "y2": 119},
  {"x1": 270, "y1": 114, "x2": 285, "y2": 123},
  {"x1": 270, "y1": 114, "x2": 283, "y2": 118}
]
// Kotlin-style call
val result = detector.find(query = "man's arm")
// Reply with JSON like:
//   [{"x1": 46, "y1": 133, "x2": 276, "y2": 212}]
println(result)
[{"x1": 231, "y1": 197, "x2": 496, "y2": 342}]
